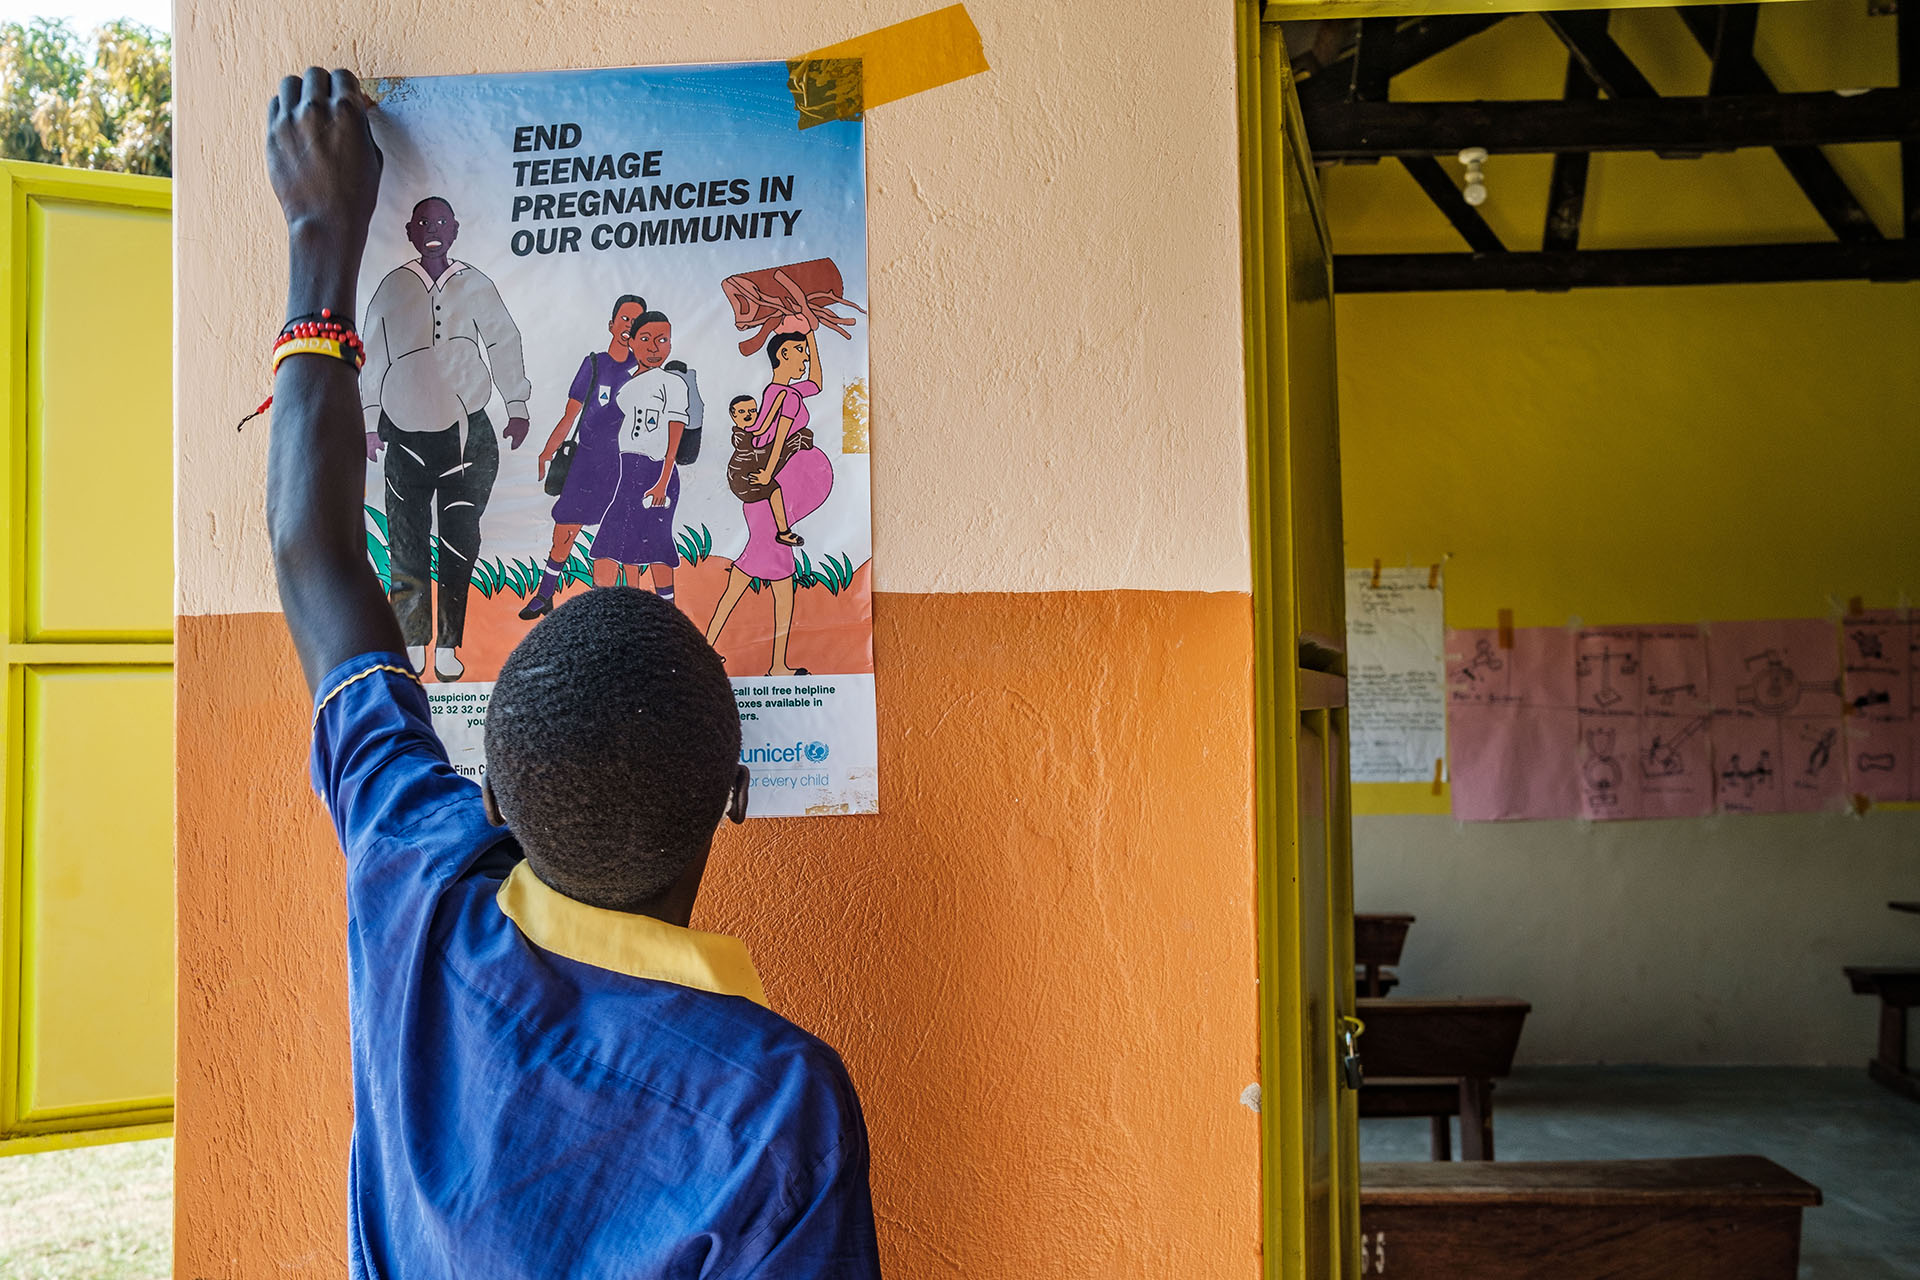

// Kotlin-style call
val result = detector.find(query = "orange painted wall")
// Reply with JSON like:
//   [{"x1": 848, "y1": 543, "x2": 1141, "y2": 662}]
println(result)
[{"x1": 176, "y1": 591, "x2": 1261, "y2": 1278}]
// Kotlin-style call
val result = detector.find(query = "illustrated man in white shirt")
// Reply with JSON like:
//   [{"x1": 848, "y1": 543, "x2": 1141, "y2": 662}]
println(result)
[
  {"x1": 591, "y1": 312, "x2": 690, "y2": 605},
  {"x1": 360, "y1": 196, "x2": 532, "y2": 681}
]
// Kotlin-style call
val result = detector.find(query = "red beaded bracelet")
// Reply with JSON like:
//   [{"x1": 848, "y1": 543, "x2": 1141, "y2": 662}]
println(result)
[{"x1": 237, "y1": 308, "x2": 366, "y2": 430}]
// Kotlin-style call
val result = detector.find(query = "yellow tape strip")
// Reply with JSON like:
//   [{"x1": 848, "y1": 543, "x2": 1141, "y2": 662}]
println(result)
[{"x1": 790, "y1": 4, "x2": 988, "y2": 128}]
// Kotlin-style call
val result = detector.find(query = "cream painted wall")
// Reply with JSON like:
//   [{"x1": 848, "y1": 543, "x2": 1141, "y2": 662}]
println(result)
[
  {"x1": 1355, "y1": 813, "x2": 1920, "y2": 1065},
  {"x1": 174, "y1": 0, "x2": 1252, "y2": 616}
]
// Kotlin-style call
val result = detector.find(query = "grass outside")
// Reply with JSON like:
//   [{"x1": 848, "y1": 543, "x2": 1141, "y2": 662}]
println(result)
[{"x1": 0, "y1": 1137, "x2": 170, "y2": 1279}]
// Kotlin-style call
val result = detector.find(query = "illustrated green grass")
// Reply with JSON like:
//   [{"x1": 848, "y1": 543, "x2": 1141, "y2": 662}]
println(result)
[
  {"x1": 675, "y1": 524, "x2": 713, "y2": 566},
  {"x1": 365, "y1": 510, "x2": 856, "y2": 601}
]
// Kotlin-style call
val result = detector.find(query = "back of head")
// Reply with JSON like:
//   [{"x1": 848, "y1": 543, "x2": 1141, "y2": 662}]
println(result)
[{"x1": 485, "y1": 588, "x2": 741, "y2": 911}]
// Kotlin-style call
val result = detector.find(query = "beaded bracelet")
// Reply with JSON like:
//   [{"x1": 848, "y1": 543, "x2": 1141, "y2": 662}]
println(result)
[{"x1": 237, "y1": 309, "x2": 366, "y2": 430}]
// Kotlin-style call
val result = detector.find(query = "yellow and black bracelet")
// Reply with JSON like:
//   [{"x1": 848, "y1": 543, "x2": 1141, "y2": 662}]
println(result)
[{"x1": 238, "y1": 309, "x2": 366, "y2": 429}]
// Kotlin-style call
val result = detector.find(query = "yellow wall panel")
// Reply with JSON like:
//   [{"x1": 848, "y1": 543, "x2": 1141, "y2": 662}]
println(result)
[
  {"x1": 27, "y1": 200, "x2": 173, "y2": 642},
  {"x1": 18, "y1": 667, "x2": 173, "y2": 1118},
  {"x1": 0, "y1": 162, "x2": 173, "y2": 1150}
]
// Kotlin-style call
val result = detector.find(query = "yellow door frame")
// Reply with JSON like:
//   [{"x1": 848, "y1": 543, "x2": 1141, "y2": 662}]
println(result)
[
  {"x1": 0, "y1": 160, "x2": 174, "y2": 1155},
  {"x1": 1238, "y1": 6, "x2": 1353, "y2": 1277}
]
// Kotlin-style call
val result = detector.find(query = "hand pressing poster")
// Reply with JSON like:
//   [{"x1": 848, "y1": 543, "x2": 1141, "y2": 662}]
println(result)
[{"x1": 356, "y1": 64, "x2": 877, "y2": 816}]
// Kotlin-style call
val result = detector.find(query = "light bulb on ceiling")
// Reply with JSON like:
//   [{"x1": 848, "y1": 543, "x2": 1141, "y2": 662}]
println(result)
[{"x1": 1458, "y1": 146, "x2": 1488, "y2": 207}]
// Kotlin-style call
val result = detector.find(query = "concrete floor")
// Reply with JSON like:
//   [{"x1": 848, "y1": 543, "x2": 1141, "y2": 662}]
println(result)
[{"x1": 1360, "y1": 1067, "x2": 1920, "y2": 1280}]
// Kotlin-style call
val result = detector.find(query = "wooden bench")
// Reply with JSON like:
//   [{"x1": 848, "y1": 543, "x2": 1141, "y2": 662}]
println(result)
[
  {"x1": 1355, "y1": 912, "x2": 1415, "y2": 997},
  {"x1": 1357, "y1": 997, "x2": 1530, "y2": 1160},
  {"x1": 1358, "y1": 1156, "x2": 1820, "y2": 1279},
  {"x1": 1844, "y1": 965, "x2": 1920, "y2": 1102}
]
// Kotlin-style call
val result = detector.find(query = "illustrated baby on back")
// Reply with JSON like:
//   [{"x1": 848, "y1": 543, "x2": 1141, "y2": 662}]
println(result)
[{"x1": 727, "y1": 327, "x2": 822, "y2": 546}]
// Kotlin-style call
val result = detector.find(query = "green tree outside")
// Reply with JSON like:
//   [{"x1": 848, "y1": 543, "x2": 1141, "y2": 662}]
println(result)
[{"x1": 0, "y1": 18, "x2": 171, "y2": 177}]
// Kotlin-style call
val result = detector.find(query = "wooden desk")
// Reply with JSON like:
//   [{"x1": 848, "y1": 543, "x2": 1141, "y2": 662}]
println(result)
[
  {"x1": 1359, "y1": 1156, "x2": 1821, "y2": 1280},
  {"x1": 1845, "y1": 966, "x2": 1920, "y2": 1102},
  {"x1": 1356, "y1": 913, "x2": 1416, "y2": 997},
  {"x1": 1357, "y1": 997, "x2": 1531, "y2": 1160}
]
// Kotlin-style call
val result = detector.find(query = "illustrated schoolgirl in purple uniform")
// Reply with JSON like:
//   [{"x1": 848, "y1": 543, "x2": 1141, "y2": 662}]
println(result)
[{"x1": 522, "y1": 294, "x2": 645, "y2": 619}]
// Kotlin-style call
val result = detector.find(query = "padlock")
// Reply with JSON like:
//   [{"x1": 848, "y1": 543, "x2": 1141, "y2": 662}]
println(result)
[{"x1": 1339, "y1": 1016, "x2": 1365, "y2": 1090}]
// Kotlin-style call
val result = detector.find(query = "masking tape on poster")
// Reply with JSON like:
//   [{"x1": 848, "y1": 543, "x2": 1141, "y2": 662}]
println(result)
[{"x1": 789, "y1": 5, "x2": 989, "y2": 128}]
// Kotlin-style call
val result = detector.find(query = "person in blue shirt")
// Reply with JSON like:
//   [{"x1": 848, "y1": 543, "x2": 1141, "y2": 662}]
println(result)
[{"x1": 264, "y1": 67, "x2": 882, "y2": 1279}]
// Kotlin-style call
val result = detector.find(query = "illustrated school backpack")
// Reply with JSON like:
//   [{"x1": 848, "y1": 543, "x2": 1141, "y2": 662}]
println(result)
[{"x1": 664, "y1": 359, "x2": 703, "y2": 464}]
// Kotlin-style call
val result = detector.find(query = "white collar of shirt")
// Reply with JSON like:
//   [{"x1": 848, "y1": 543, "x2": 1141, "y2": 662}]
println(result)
[{"x1": 403, "y1": 258, "x2": 469, "y2": 291}]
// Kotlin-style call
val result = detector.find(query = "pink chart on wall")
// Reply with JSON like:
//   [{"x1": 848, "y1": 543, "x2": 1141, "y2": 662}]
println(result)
[{"x1": 1446, "y1": 615, "x2": 1919, "y2": 822}]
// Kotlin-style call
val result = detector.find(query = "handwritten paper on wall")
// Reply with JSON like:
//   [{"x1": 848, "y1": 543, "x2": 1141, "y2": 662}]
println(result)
[{"x1": 1346, "y1": 567, "x2": 1447, "y2": 784}]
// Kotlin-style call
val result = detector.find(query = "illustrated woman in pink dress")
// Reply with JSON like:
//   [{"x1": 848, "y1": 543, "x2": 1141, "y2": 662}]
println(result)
[{"x1": 704, "y1": 327, "x2": 834, "y2": 677}]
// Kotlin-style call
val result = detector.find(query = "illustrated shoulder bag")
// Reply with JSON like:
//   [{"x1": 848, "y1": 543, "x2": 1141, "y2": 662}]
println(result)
[{"x1": 544, "y1": 352, "x2": 598, "y2": 497}]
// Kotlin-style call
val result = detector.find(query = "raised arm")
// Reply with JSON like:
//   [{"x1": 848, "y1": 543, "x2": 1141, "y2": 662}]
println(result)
[{"x1": 264, "y1": 68, "x2": 403, "y2": 693}]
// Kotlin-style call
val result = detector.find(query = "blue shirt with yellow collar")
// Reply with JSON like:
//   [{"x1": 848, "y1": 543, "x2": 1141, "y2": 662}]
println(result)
[{"x1": 310, "y1": 653, "x2": 881, "y2": 1279}]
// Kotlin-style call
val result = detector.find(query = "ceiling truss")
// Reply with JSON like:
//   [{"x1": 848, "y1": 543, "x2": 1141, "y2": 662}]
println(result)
[{"x1": 1288, "y1": 6, "x2": 1920, "y2": 292}]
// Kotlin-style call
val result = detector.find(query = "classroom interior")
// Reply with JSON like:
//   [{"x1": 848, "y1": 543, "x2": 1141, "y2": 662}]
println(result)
[{"x1": 1294, "y1": 5, "x2": 1919, "y2": 1277}]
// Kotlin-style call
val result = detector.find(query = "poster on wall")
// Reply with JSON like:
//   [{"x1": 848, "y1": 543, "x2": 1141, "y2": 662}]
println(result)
[
  {"x1": 357, "y1": 64, "x2": 877, "y2": 816},
  {"x1": 1446, "y1": 615, "x2": 1889, "y2": 822}
]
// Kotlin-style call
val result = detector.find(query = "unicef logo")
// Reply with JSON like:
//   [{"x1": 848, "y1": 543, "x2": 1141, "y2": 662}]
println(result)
[{"x1": 804, "y1": 740, "x2": 830, "y2": 763}]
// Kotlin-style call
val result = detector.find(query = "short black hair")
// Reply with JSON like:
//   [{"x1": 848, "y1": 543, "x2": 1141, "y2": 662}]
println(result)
[
  {"x1": 485, "y1": 588, "x2": 741, "y2": 911},
  {"x1": 728, "y1": 395, "x2": 755, "y2": 411},
  {"x1": 609, "y1": 293, "x2": 646, "y2": 325},
  {"x1": 635, "y1": 309, "x2": 670, "y2": 328},
  {"x1": 767, "y1": 331, "x2": 807, "y2": 368}
]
